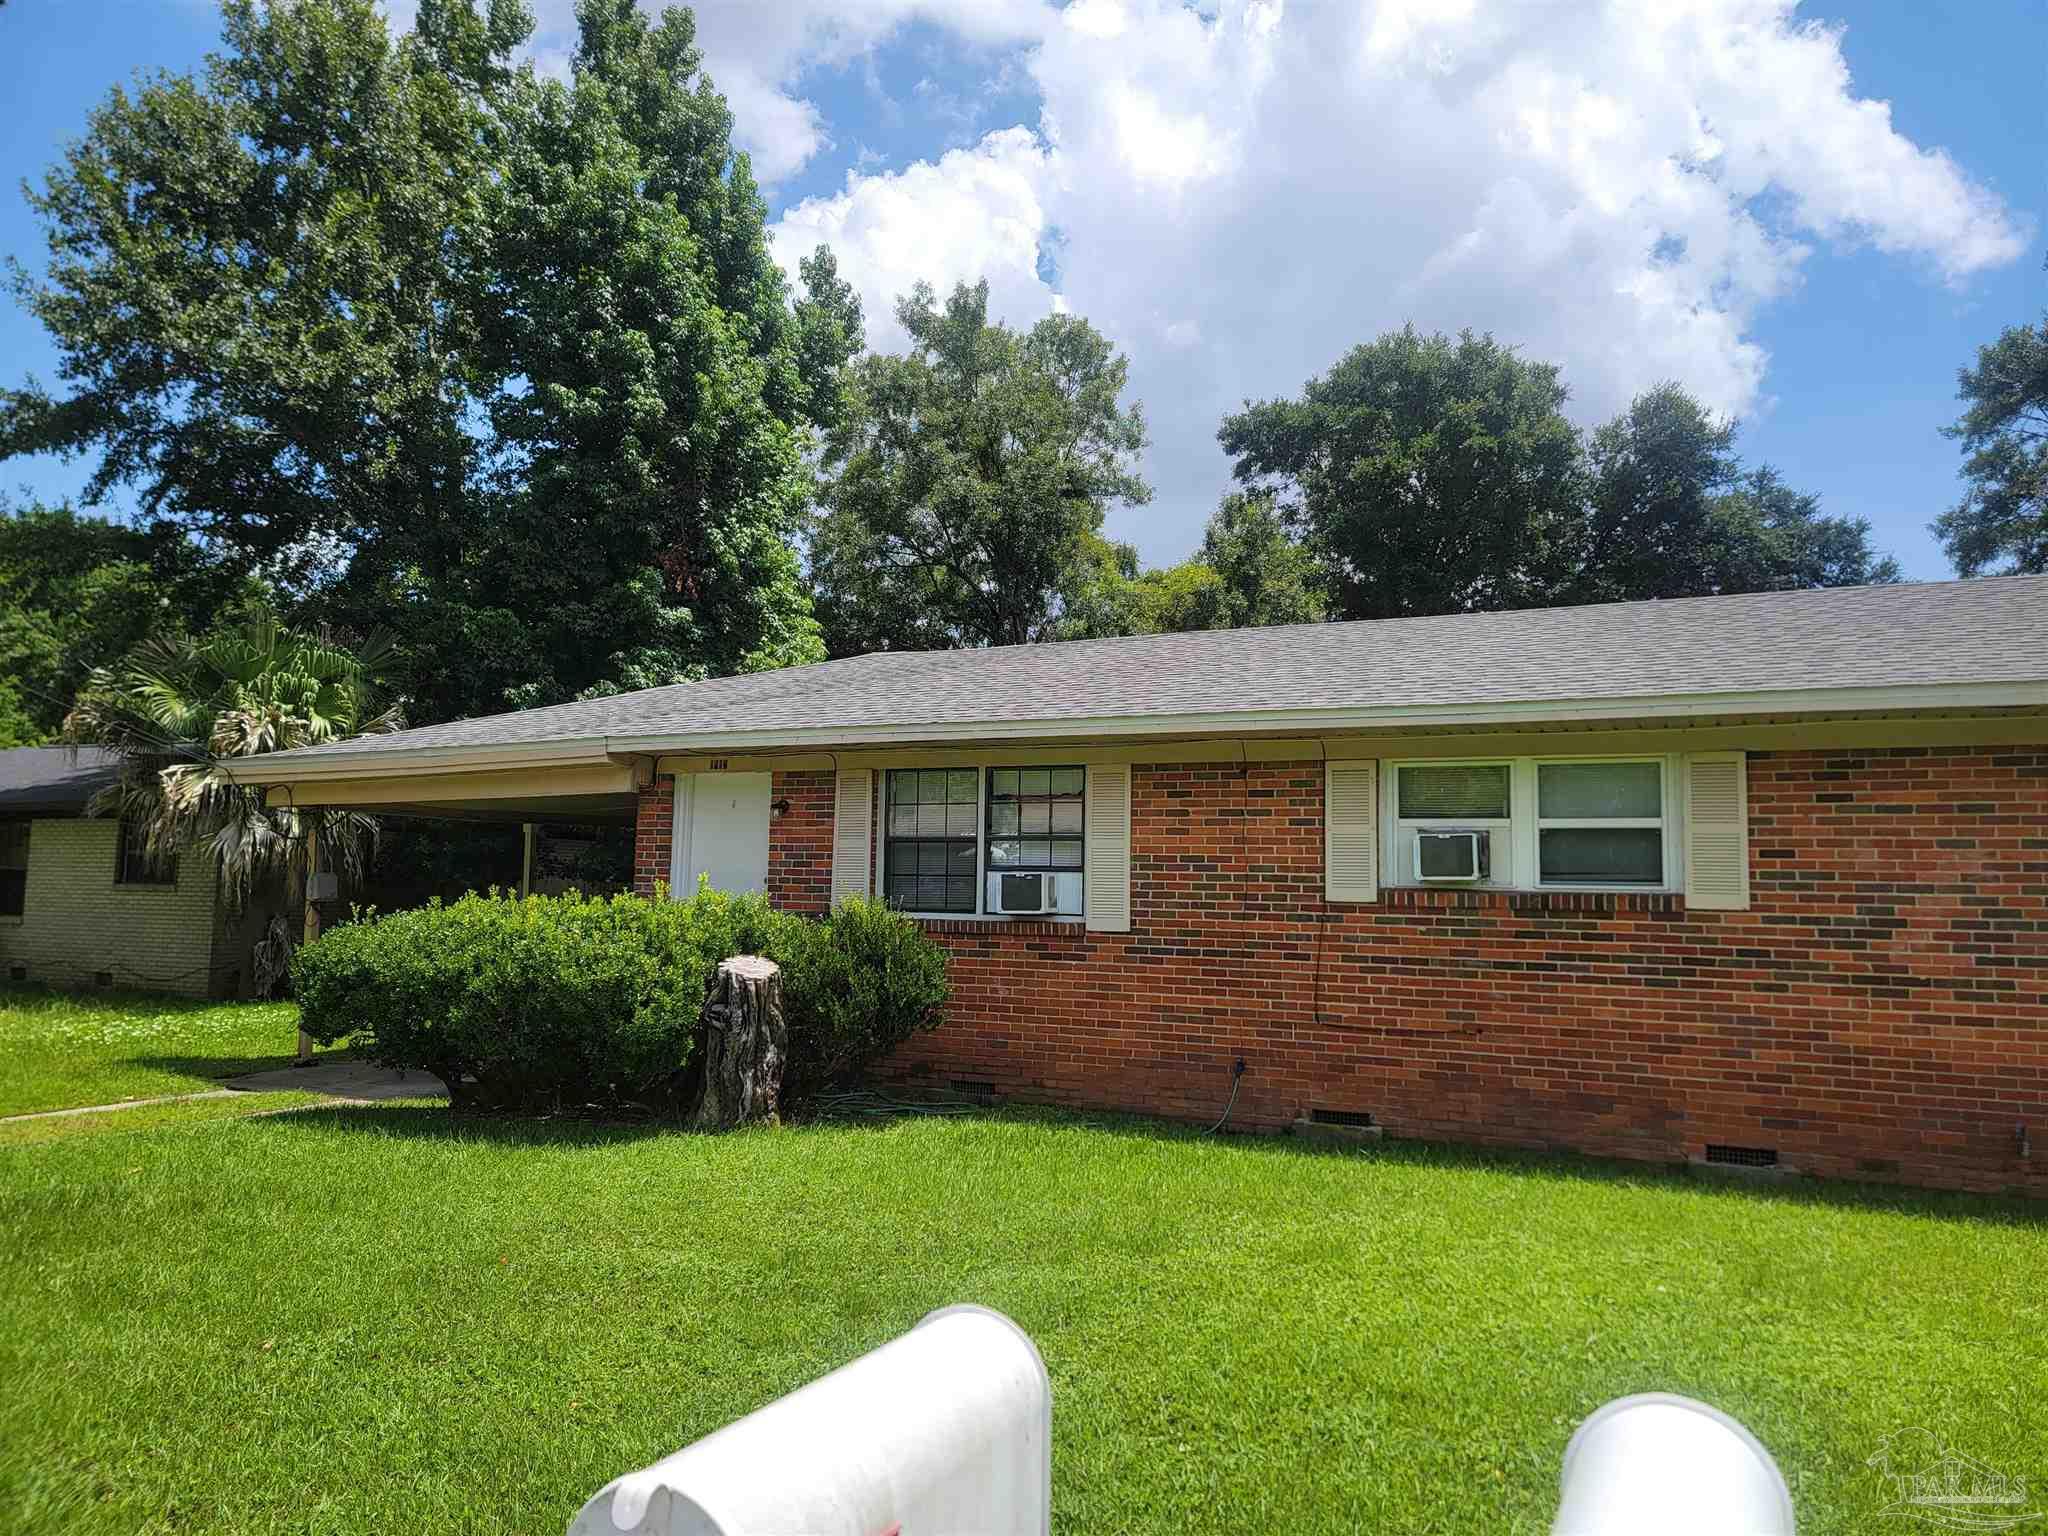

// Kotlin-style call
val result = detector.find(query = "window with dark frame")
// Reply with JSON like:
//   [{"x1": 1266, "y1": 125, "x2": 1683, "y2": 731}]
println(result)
[
  {"x1": 986, "y1": 767, "x2": 1085, "y2": 873},
  {"x1": 0, "y1": 822, "x2": 26, "y2": 918},
  {"x1": 882, "y1": 765, "x2": 1090, "y2": 916},
  {"x1": 115, "y1": 818, "x2": 177, "y2": 887},
  {"x1": 883, "y1": 769, "x2": 978, "y2": 914}
]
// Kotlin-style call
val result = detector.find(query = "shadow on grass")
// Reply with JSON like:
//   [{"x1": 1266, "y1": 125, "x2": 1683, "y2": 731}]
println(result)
[
  {"x1": 269, "y1": 1099, "x2": 683, "y2": 1150},
  {"x1": 259, "y1": 1093, "x2": 2048, "y2": 1229},
  {"x1": 130, "y1": 1051, "x2": 343, "y2": 1087},
  {"x1": 1013, "y1": 1100, "x2": 2048, "y2": 1229}
]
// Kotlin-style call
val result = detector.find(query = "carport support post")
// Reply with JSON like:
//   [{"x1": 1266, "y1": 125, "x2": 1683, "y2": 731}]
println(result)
[
  {"x1": 296, "y1": 827, "x2": 320, "y2": 1063},
  {"x1": 520, "y1": 822, "x2": 535, "y2": 899}
]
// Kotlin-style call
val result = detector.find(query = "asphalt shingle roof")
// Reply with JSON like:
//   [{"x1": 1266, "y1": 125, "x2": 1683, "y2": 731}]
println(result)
[
  {"x1": 272, "y1": 574, "x2": 2048, "y2": 763},
  {"x1": 0, "y1": 746, "x2": 121, "y2": 813}
]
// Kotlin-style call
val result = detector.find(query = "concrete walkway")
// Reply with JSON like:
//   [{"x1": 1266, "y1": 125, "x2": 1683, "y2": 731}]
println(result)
[
  {"x1": 225, "y1": 1061, "x2": 447, "y2": 1102},
  {"x1": 0, "y1": 1061, "x2": 446, "y2": 1125}
]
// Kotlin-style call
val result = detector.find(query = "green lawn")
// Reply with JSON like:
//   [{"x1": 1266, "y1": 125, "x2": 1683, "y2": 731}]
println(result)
[
  {"x1": 0, "y1": 1014, "x2": 2042, "y2": 1535},
  {"x1": 0, "y1": 985, "x2": 340, "y2": 1116}
]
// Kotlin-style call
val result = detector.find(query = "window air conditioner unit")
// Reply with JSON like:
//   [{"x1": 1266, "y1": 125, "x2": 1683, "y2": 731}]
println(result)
[
  {"x1": 1415, "y1": 829, "x2": 1488, "y2": 882},
  {"x1": 993, "y1": 872, "x2": 1055, "y2": 914}
]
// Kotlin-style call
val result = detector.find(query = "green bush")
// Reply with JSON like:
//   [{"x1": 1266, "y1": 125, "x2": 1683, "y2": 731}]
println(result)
[
  {"x1": 769, "y1": 897, "x2": 952, "y2": 1105},
  {"x1": 293, "y1": 887, "x2": 947, "y2": 1114}
]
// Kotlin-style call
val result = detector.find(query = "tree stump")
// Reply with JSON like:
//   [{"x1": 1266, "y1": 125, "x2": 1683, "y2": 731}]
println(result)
[{"x1": 686, "y1": 956, "x2": 787, "y2": 1131}]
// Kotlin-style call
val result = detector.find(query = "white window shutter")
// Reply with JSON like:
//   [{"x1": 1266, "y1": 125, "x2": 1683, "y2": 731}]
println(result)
[
  {"x1": 1084, "y1": 764, "x2": 1132, "y2": 932},
  {"x1": 1325, "y1": 760, "x2": 1379, "y2": 902},
  {"x1": 1684, "y1": 751, "x2": 1749, "y2": 911},
  {"x1": 831, "y1": 768, "x2": 874, "y2": 906}
]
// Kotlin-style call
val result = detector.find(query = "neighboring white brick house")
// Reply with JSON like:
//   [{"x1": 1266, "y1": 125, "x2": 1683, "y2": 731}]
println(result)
[{"x1": 0, "y1": 748, "x2": 274, "y2": 1000}]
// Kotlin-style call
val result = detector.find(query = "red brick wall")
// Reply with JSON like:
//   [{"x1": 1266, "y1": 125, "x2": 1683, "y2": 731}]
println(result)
[
  {"x1": 879, "y1": 749, "x2": 2048, "y2": 1196},
  {"x1": 631, "y1": 770, "x2": 835, "y2": 912},
  {"x1": 632, "y1": 775, "x2": 674, "y2": 897},
  {"x1": 633, "y1": 748, "x2": 2048, "y2": 1194},
  {"x1": 767, "y1": 770, "x2": 835, "y2": 914}
]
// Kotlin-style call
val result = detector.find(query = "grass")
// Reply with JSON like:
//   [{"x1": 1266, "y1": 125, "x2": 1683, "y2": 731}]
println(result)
[
  {"x1": 1, "y1": 1055, "x2": 2042, "y2": 1533},
  {"x1": 0, "y1": 985, "x2": 342, "y2": 1116}
]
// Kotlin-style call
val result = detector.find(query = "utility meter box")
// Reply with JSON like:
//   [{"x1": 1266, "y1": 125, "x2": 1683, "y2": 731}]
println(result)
[{"x1": 567, "y1": 1304, "x2": 1050, "y2": 1536}]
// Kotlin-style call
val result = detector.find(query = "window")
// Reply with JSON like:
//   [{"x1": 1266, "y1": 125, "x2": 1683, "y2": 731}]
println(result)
[
  {"x1": 1388, "y1": 757, "x2": 1674, "y2": 891},
  {"x1": 115, "y1": 818, "x2": 177, "y2": 887},
  {"x1": 883, "y1": 769, "x2": 979, "y2": 914},
  {"x1": 987, "y1": 768, "x2": 1085, "y2": 873},
  {"x1": 882, "y1": 765, "x2": 1087, "y2": 916},
  {"x1": 1536, "y1": 760, "x2": 1663, "y2": 886},
  {"x1": 0, "y1": 823, "x2": 26, "y2": 918},
  {"x1": 1393, "y1": 761, "x2": 1515, "y2": 884}
]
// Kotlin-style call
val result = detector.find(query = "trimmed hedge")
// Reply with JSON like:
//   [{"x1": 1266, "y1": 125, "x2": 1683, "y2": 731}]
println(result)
[{"x1": 293, "y1": 888, "x2": 948, "y2": 1114}]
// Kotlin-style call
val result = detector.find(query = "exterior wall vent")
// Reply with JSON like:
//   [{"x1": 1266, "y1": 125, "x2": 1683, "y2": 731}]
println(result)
[
  {"x1": 1311, "y1": 1108, "x2": 1376, "y2": 1128},
  {"x1": 950, "y1": 1079, "x2": 997, "y2": 1101},
  {"x1": 7, "y1": 964, "x2": 24, "y2": 983},
  {"x1": 93, "y1": 970, "x2": 115, "y2": 989},
  {"x1": 1704, "y1": 1143, "x2": 1778, "y2": 1168}
]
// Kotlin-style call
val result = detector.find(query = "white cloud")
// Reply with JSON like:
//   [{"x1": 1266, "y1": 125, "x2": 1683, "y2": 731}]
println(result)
[
  {"x1": 772, "y1": 127, "x2": 1057, "y2": 352},
  {"x1": 383, "y1": 0, "x2": 1052, "y2": 183},
  {"x1": 752, "y1": 0, "x2": 2024, "y2": 562}
]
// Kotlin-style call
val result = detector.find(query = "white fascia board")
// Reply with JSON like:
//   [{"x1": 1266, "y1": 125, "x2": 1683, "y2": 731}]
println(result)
[{"x1": 221, "y1": 736, "x2": 616, "y2": 784}]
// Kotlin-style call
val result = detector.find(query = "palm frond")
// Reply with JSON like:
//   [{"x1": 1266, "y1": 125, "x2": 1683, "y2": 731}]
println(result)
[{"x1": 61, "y1": 615, "x2": 402, "y2": 914}]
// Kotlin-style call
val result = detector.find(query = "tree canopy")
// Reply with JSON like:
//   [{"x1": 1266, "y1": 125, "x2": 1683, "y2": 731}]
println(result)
[
  {"x1": 1059, "y1": 493, "x2": 1324, "y2": 639},
  {"x1": 3, "y1": 0, "x2": 852, "y2": 723},
  {"x1": 810, "y1": 279, "x2": 1150, "y2": 654},
  {"x1": 1220, "y1": 327, "x2": 1585, "y2": 621},
  {"x1": 1220, "y1": 327, "x2": 1897, "y2": 623},
  {"x1": 1933, "y1": 314, "x2": 2048, "y2": 576}
]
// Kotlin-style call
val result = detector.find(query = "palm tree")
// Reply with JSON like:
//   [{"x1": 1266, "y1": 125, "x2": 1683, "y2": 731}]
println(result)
[{"x1": 62, "y1": 614, "x2": 403, "y2": 915}]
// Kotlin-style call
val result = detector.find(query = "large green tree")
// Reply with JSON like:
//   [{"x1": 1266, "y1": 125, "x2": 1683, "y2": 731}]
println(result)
[
  {"x1": 1933, "y1": 315, "x2": 2048, "y2": 576},
  {"x1": 1219, "y1": 327, "x2": 1584, "y2": 621},
  {"x1": 5, "y1": 0, "x2": 853, "y2": 721},
  {"x1": 811, "y1": 279, "x2": 1151, "y2": 654},
  {"x1": 3, "y1": 0, "x2": 515, "y2": 601},
  {"x1": 445, "y1": 0, "x2": 839, "y2": 704}
]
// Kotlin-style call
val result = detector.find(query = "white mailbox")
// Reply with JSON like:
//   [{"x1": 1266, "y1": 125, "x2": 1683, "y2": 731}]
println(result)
[
  {"x1": 568, "y1": 1304, "x2": 1051, "y2": 1536},
  {"x1": 1553, "y1": 1393, "x2": 1795, "y2": 1536}
]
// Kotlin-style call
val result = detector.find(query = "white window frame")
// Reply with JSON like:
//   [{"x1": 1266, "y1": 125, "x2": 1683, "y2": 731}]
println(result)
[
  {"x1": 1384, "y1": 755, "x2": 1683, "y2": 893},
  {"x1": 879, "y1": 762, "x2": 1089, "y2": 922}
]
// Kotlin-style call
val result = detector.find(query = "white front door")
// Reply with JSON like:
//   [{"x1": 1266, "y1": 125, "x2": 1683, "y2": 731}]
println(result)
[{"x1": 673, "y1": 772, "x2": 772, "y2": 897}]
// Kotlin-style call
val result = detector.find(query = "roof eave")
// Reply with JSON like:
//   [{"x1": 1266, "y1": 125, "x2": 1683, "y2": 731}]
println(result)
[
  {"x1": 232, "y1": 677, "x2": 2048, "y2": 782},
  {"x1": 608, "y1": 678, "x2": 2048, "y2": 755}
]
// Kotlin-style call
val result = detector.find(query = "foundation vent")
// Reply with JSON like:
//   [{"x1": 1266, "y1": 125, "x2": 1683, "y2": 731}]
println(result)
[
  {"x1": 950, "y1": 1079, "x2": 997, "y2": 1102},
  {"x1": 1704, "y1": 1143, "x2": 1778, "y2": 1168},
  {"x1": 7, "y1": 965, "x2": 24, "y2": 983},
  {"x1": 1310, "y1": 1108, "x2": 1376, "y2": 1129},
  {"x1": 93, "y1": 970, "x2": 115, "y2": 989}
]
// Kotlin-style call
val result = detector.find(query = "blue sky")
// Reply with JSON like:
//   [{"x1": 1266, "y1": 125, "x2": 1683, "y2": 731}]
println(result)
[{"x1": 2, "y1": 1, "x2": 2040, "y2": 580}]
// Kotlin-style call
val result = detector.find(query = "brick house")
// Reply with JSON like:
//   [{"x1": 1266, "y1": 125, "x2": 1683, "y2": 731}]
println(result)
[
  {"x1": 0, "y1": 747, "x2": 276, "y2": 999},
  {"x1": 248, "y1": 577, "x2": 2048, "y2": 1194}
]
